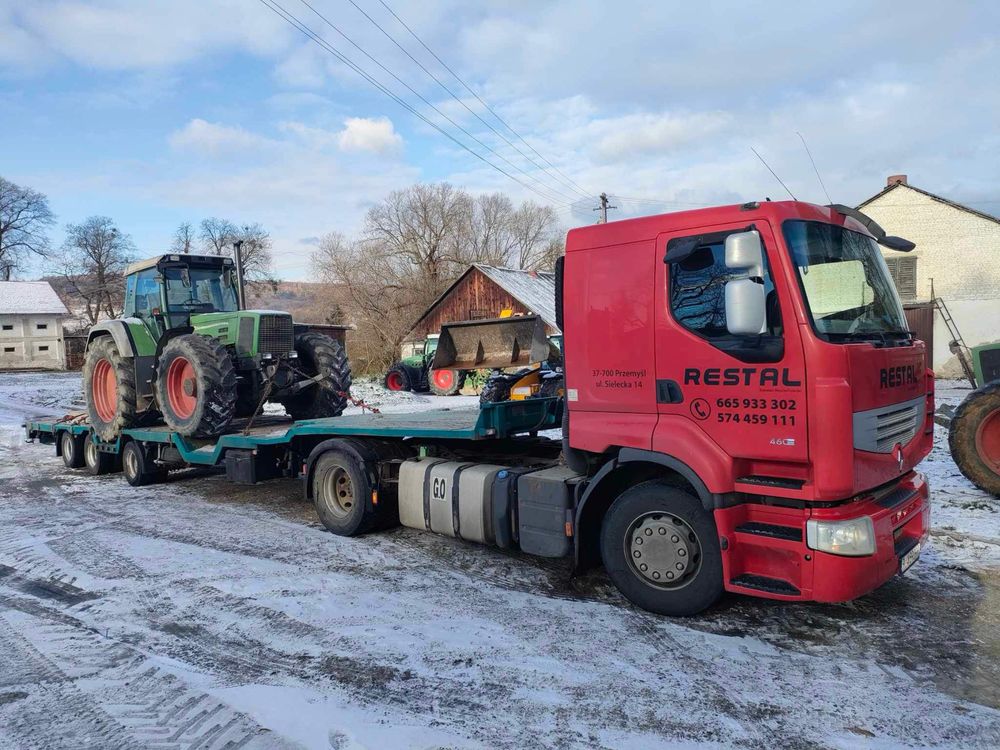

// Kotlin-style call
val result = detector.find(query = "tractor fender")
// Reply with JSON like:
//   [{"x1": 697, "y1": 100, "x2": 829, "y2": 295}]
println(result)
[
  {"x1": 88, "y1": 320, "x2": 137, "y2": 357},
  {"x1": 154, "y1": 325, "x2": 195, "y2": 360}
]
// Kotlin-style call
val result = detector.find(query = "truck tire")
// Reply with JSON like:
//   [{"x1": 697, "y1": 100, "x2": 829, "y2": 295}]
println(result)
[
  {"x1": 281, "y1": 333, "x2": 351, "y2": 420},
  {"x1": 312, "y1": 449, "x2": 380, "y2": 536},
  {"x1": 155, "y1": 334, "x2": 238, "y2": 438},
  {"x1": 83, "y1": 438, "x2": 116, "y2": 476},
  {"x1": 60, "y1": 431, "x2": 85, "y2": 469},
  {"x1": 122, "y1": 440, "x2": 167, "y2": 487},
  {"x1": 384, "y1": 364, "x2": 410, "y2": 392},
  {"x1": 949, "y1": 381, "x2": 1000, "y2": 496},
  {"x1": 601, "y1": 480, "x2": 724, "y2": 616},
  {"x1": 429, "y1": 368, "x2": 463, "y2": 396},
  {"x1": 83, "y1": 336, "x2": 138, "y2": 441}
]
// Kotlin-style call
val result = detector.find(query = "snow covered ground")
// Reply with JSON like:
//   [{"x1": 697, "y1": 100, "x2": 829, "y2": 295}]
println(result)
[{"x1": 0, "y1": 372, "x2": 998, "y2": 749}]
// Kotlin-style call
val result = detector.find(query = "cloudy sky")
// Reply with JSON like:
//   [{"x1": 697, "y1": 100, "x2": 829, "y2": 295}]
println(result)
[{"x1": 2, "y1": 0, "x2": 998, "y2": 279}]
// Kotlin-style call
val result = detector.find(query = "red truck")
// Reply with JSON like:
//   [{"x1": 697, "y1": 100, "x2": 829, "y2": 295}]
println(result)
[{"x1": 27, "y1": 199, "x2": 933, "y2": 617}]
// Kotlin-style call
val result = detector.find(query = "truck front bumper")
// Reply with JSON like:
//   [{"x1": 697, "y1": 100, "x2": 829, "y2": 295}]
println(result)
[{"x1": 717, "y1": 471, "x2": 930, "y2": 603}]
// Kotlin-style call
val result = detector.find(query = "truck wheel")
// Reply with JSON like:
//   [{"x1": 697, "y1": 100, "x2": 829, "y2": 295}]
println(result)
[
  {"x1": 281, "y1": 333, "x2": 351, "y2": 420},
  {"x1": 155, "y1": 334, "x2": 237, "y2": 438},
  {"x1": 121, "y1": 440, "x2": 167, "y2": 487},
  {"x1": 83, "y1": 438, "x2": 116, "y2": 476},
  {"x1": 429, "y1": 368, "x2": 463, "y2": 396},
  {"x1": 60, "y1": 431, "x2": 85, "y2": 469},
  {"x1": 384, "y1": 364, "x2": 410, "y2": 392},
  {"x1": 83, "y1": 336, "x2": 138, "y2": 441},
  {"x1": 312, "y1": 450, "x2": 380, "y2": 535},
  {"x1": 950, "y1": 382, "x2": 1000, "y2": 496},
  {"x1": 601, "y1": 480, "x2": 724, "y2": 616}
]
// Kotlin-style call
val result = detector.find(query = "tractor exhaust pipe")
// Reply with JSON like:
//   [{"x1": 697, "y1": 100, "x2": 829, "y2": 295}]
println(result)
[{"x1": 233, "y1": 239, "x2": 247, "y2": 311}]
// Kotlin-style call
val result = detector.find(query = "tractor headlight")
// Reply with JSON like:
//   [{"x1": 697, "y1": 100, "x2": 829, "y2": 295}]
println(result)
[
  {"x1": 288, "y1": 351, "x2": 298, "y2": 359},
  {"x1": 806, "y1": 517, "x2": 876, "y2": 556}
]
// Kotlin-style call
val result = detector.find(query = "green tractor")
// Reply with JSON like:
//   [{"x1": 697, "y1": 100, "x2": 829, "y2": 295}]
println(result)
[
  {"x1": 949, "y1": 342, "x2": 1000, "y2": 496},
  {"x1": 83, "y1": 253, "x2": 351, "y2": 440},
  {"x1": 383, "y1": 333, "x2": 467, "y2": 396}
]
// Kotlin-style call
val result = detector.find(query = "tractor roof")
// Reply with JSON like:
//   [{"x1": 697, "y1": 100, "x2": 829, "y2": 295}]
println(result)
[{"x1": 125, "y1": 254, "x2": 232, "y2": 276}]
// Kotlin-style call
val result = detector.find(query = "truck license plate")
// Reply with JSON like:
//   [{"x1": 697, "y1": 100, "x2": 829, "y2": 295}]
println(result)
[{"x1": 900, "y1": 542, "x2": 921, "y2": 573}]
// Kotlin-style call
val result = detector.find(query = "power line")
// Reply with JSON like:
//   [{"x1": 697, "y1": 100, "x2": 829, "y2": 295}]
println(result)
[
  {"x1": 256, "y1": 0, "x2": 576, "y2": 206},
  {"x1": 336, "y1": 0, "x2": 593, "y2": 201},
  {"x1": 290, "y1": 0, "x2": 580, "y2": 205},
  {"x1": 375, "y1": 0, "x2": 595, "y2": 199}
]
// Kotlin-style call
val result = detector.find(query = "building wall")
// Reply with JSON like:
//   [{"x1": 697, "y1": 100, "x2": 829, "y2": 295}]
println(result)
[
  {"x1": 0, "y1": 314, "x2": 67, "y2": 370},
  {"x1": 863, "y1": 185, "x2": 1000, "y2": 374},
  {"x1": 409, "y1": 268, "x2": 556, "y2": 339}
]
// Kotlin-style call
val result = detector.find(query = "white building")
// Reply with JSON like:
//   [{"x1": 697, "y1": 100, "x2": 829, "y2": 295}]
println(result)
[
  {"x1": 0, "y1": 281, "x2": 70, "y2": 370},
  {"x1": 858, "y1": 175, "x2": 1000, "y2": 376}
]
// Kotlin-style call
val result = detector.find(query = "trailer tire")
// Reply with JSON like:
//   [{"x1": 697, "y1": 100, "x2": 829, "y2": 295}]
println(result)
[
  {"x1": 950, "y1": 382, "x2": 1000, "y2": 496},
  {"x1": 601, "y1": 480, "x2": 723, "y2": 616},
  {"x1": 83, "y1": 438, "x2": 116, "y2": 476},
  {"x1": 156, "y1": 334, "x2": 238, "y2": 438},
  {"x1": 84, "y1": 335, "x2": 138, "y2": 441},
  {"x1": 60, "y1": 431, "x2": 85, "y2": 469},
  {"x1": 281, "y1": 333, "x2": 351, "y2": 420},
  {"x1": 312, "y1": 450, "x2": 379, "y2": 536},
  {"x1": 122, "y1": 441, "x2": 167, "y2": 487}
]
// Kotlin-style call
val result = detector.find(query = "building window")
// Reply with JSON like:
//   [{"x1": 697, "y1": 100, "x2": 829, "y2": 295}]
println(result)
[
  {"x1": 36, "y1": 323, "x2": 48, "y2": 330},
  {"x1": 884, "y1": 256, "x2": 917, "y2": 299},
  {"x1": 2, "y1": 324, "x2": 12, "y2": 331},
  {"x1": 3, "y1": 347, "x2": 14, "y2": 353},
  {"x1": 39, "y1": 345, "x2": 49, "y2": 352}
]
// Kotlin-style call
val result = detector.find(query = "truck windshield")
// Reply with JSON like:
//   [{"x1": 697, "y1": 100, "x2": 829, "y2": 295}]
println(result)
[
  {"x1": 164, "y1": 267, "x2": 239, "y2": 313},
  {"x1": 783, "y1": 220, "x2": 909, "y2": 342}
]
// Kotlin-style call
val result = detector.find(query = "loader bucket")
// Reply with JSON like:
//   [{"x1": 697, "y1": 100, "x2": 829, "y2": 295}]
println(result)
[{"x1": 430, "y1": 315, "x2": 552, "y2": 371}]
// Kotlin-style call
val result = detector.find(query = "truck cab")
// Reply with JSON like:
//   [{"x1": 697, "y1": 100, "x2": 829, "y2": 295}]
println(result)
[{"x1": 563, "y1": 201, "x2": 932, "y2": 607}]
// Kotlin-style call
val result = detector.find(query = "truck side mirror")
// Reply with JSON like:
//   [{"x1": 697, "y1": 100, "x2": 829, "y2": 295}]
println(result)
[{"x1": 724, "y1": 230, "x2": 766, "y2": 335}]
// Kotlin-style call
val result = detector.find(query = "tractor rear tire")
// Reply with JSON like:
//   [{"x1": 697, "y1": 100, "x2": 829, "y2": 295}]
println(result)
[
  {"x1": 155, "y1": 334, "x2": 238, "y2": 438},
  {"x1": 83, "y1": 336, "x2": 138, "y2": 441},
  {"x1": 280, "y1": 333, "x2": 351, "y2": 420},
  {"x1": 479, "y1": 375, "x2": 514, "y2": 406},
  {"x1": 949, "y1": 382, "x2": 1000, "y2": 496},
  {"x1": 384, "y1": 364, "x2": 410, "y2": 392},
  {"x1": 429, "y1": 368, "x2": 464, "y2": 396}
]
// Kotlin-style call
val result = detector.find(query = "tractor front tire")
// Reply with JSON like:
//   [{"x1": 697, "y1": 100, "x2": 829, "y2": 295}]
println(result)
[
  {"x1": 479, "y1": 374, "x2": 513, "y2": 406},
  {"x1": 83, "y1": 336, "x2": 138, "y2": 441},
  {"x1": 429, "y1": 368, "x2": 464, "y2": 396},
  {"x1": 950, "y1": 382, "x2": 1000, "y2": 497},
  {"x1": 384, "y1": 364, "x2": 410, "y2": 392},
  {"x1": 280, "y1": 333, "x2": 351, "y2": 420},
  {"x1": 155, "y1": 334, "x2": 237, "y2": 438}
]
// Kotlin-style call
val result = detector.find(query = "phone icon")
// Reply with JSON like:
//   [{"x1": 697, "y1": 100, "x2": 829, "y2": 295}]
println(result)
[{"x1": 690, "y1": 398, "x2": 711, "y2": 421}]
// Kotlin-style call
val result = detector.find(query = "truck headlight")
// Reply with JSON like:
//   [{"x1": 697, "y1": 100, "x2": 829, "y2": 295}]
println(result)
[{"x1": 806, "y1": 517, "x2": 875, "y2": 556}]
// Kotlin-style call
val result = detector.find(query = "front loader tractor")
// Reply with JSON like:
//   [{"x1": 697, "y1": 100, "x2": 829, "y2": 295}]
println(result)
[{"x1": 83, "y1": 254, "x2": 351, "y2": 440}]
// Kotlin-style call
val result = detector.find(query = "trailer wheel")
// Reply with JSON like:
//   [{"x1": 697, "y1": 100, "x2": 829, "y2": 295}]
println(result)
[
  {"x1": 122, "y1": 441, "x2": 167, "y2": 487},
  {"x1": 601, "y1": 480, "x2": 723, "y2": 616},
  {"x1": 429, "y1": 368, "x2": 463, "y2": 396},
  {"x1": 312, "y1": 450, "x2": 379, "y2": 536},
  {"x1": 83, "y1": 438, "x2": 116, "y2": 476},
  {"x1": 949, "y1": 382, "x2": 1000, "y2": 496},
  {"x1": 60, "y1": 431, "x2": 85, "y2": 469}
]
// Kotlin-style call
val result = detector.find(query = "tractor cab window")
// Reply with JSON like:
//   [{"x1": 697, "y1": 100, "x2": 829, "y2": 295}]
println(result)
[
  {"x1": 132, "y1": 270, "x2": 161, "y2": 318},
  {"x1": 163, "y1": 267, "x2": 239, "y2": 315}
]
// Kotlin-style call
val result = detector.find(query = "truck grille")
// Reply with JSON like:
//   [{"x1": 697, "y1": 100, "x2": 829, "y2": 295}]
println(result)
[
  {"x1": 258, "y1": 314, "x2": 294, "y2": 355},
  {"x1": 852, "y1": 396, "x2": 924, "y2": 453}
]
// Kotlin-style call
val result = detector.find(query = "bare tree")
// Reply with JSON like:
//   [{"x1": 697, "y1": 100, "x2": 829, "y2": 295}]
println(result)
[
  {"x1": 0, "y1": 176, "x2": 56, "y2": 280},
  {"x1": 198, "y1": 217, "x2": 277, "y2": 290},
  {"x1": 59, "y1": 216, "x2": 136, "y2": 326},
  {"x1": 171, "y1": 222, "x2": 195, "y2": 254}
]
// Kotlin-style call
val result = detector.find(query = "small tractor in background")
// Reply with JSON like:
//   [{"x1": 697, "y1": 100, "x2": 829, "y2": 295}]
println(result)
[
  {"x1": 949, "y1": 341, "x2": 1000, "y2": 496},
  {"x1": 383, "y1": 332, "x2": 472, "y2": 396},
  {"x1": 83, "y1": 253, "x2": 352, "y2": 440}
]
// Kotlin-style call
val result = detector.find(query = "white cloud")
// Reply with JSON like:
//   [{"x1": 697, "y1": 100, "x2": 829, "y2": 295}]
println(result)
[
  {"x1": 336, "y1": 117, "x2": 403, "y2": 155},
  {"x1": 168, "y1": 119, "x2": 276, "y2": 157}
]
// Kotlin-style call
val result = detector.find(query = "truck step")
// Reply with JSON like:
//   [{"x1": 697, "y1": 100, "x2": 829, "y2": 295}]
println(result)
[
  {"x1": 730, "y1": 574, "x2": 801, "y2": 596},
  {"x1": 734, "y1": 522, "x2": 802, "y2": 542}
]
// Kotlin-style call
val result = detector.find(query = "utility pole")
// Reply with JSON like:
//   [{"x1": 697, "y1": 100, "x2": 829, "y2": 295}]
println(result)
[{"x1": 593, "y1": 192, "x2": 617, "y2": 224}]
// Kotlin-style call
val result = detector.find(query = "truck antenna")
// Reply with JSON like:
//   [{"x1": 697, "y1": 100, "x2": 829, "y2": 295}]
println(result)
[
  {"x1": 796, "y1": 131, "x2": 832, "y2": 204},
  {"x1": 750, "y1": 147, "x2": 796, "y2": 201}
]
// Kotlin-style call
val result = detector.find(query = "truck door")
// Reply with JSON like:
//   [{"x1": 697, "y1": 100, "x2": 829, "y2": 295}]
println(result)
[{"x1": 653, "y1": 221, "x2": 808, "y2": 465}]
